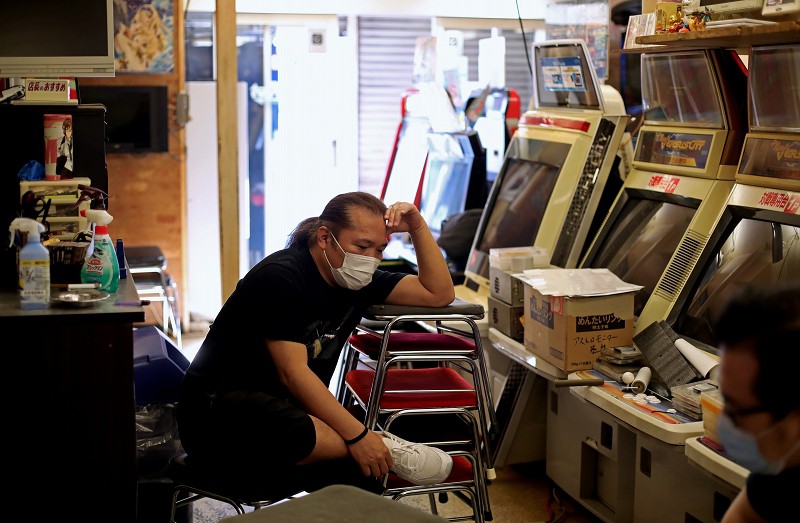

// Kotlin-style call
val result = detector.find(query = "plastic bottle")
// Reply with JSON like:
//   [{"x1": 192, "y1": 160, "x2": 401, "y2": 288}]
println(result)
[
  {"x1": 8, "y1": 217, "x2": 50, "y2": 309},
  {"x1": 80, "y1": 209, "x2": 120, "y2": 293}
]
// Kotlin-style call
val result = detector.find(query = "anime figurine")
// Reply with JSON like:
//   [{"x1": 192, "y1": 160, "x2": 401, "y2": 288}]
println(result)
[{"x1": 689, "y1": 7, "x2": 713, "y2": 31}]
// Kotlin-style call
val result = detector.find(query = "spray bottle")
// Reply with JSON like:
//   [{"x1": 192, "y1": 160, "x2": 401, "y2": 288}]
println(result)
[
  {"x1": 80, "y1": 209, "x2": 120, "y2": 293},
  {"x1": 8, "y1": 218, "x2": 50, "y2": 309}
]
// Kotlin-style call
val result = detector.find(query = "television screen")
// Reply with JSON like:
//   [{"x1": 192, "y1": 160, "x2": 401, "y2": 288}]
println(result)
[
  {"x1": 0, "y1": 0, "x2": 114, "y2": 78},
  {"x1": 673, "y1": 209, "x2": 800, "y2": 348},
  {"x1": 79, "y1": 85, "x2": 168, "y2": 153},
  {"x1": 466, "y1": 138, "x2": 570, "y2": 282},
  {"x1": 587, "y1": 194, "x2": 699, "y2": 316}
]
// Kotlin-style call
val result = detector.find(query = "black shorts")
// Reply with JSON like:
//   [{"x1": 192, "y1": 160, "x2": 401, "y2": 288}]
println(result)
[{"x1": 177, "y1": 375, "x2": 317, "y2": 472}]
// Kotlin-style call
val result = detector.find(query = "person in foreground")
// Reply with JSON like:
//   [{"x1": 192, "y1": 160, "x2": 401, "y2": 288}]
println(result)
[
  {"x1": 716, "y1": 284, "x2": 800, "y2": 523},
  {"x1": 178, "y1": 192, "x2": 456, "y2": 493}
]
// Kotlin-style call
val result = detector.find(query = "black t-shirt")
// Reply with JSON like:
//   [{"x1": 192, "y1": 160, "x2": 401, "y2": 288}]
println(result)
[
  {"x1": 185, "y1": 245, "x2": 405, "y2": 398},
  {"x1": 746, "y1": 466, "x2": 800, "y2": 521}
]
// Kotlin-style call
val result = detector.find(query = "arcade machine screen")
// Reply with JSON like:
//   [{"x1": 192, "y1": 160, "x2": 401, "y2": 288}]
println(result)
[
  {"x1": 466, "y1": 139, "x2": 571, "y2": 286},
  {"x1": 419, "y1": 133, "x2": 476, "y2": 237},
  {"x1": 586, "y1": 193, "x2": 700, "y2": 316},
  {"x1": 534, "y1": 42, "x2": 602, "y2": 110},
  {"x1": 673, "y1": 210, "x2": 800, "y2": 349}
]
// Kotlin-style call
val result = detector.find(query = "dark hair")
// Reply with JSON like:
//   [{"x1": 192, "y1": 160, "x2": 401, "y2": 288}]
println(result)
[
  {"x1": 714, "y1": 284, "x2": 800, "y2": 419},
  {"x1": 287, "y1": 192, "x2": 387, "y2": 248}
]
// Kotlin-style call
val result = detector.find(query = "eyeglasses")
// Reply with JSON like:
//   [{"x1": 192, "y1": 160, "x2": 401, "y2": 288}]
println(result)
[{"x1": 723, "y1": 403, "x2": 771, "y2": 427}]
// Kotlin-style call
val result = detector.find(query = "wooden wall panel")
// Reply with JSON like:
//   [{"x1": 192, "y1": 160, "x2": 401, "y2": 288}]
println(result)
[{"x1": 82, "y1": 0, "x2": 187, "y2": 329}]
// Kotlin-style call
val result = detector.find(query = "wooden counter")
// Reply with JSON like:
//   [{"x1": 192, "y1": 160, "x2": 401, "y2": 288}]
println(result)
[{"x1": 2, "y1": 276, "x2": 144, "y2": 522}]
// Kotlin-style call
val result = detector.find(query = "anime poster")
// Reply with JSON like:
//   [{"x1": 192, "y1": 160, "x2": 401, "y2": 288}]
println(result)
[{"x1": 113, "y1": 0, "x2": 174, "y2": 72}]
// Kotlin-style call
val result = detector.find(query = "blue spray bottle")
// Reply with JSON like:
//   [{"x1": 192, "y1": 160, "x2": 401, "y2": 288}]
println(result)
[{"x1": 8, "y1": 217, "x2": 50, "y2": 309}]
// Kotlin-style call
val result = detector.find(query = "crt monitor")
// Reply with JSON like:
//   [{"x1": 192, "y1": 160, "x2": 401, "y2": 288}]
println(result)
[
  {"x1": 465, "y1": 137, "x2": 571, "y2": 289},
  {"x1": 670, "y1": 200, "x2": 800, "y2": 350},
  {"x1": 419, "y1": 131, "x2": 487, "y2": 237},
  {"x1": 0, "y1": 0, "x2": 114, "y2": 78},
  {"x1": 581, "y1": 188, "x2": 701, "y2": 317}
]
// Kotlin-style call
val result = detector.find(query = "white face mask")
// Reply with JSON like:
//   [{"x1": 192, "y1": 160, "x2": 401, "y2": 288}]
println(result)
[{"x1": 323, "y1": 231, "x2": 380, "y2": 290}]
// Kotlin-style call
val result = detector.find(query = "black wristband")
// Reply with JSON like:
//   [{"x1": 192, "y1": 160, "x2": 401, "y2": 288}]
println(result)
[{"x1": 344, "y1": 426, "x2": 369, "y2": 446}]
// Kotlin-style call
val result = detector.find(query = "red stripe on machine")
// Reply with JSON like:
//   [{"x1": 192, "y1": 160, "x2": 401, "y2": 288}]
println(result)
[{"x1": 521, "y1": 115, "x2": 591, "y2": 132}]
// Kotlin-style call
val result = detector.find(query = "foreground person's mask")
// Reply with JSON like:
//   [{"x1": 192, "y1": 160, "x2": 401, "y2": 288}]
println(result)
[{"x1": 717, "y1": 413, "x2": 799, "y2": 475}]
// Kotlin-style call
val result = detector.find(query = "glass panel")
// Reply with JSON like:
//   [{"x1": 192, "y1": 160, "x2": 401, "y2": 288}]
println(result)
[
  {"x1": 641, "y1": 52, "x2": 724, "y2": 127},
  {"x1": 749, "y1": 45, "x2": 800, "y2": 132}
]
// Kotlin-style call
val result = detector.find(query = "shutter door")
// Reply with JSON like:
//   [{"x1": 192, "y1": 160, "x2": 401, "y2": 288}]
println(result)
[
  {"x1": 358, "y1": 16, "x2": 432, "y2": 196},
  {"x1": 460, "y1": 29, "x2": 536, "y2": 112}
]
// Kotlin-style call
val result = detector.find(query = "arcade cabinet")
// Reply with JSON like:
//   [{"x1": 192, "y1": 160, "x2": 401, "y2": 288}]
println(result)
[
  {"x1": 460, "y1": 39, "x2": 630, "y2": 311},
  {"x1": 391, "y1": 129, "x2": 488, "y2": 281},
  {"x1": 549, "y1": 47, "x2": 792, "y2": 522},
  {"x1": 379, "y1": 89, "x2": 431, "y2": 273},
  {"x1": 581, "y1": 47, "x2": 749, "y2": 325},
  {"x1": 380, "y1": 89, "x2": 431, "y2": 207},
  {"x1": 452, "y1": 39, "x2": 630, "y2": 466},
  {"x1": 468, "y1": 87, "x2": 522, "y2": 192}
]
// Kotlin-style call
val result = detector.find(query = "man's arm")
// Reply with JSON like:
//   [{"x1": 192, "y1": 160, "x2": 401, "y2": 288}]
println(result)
[
  {"x1": 383, "y1": 202, "x2": 455, "y2": 307},
  {"x1": 267, "y1": 339, "x2": 393, "y2": 477}
]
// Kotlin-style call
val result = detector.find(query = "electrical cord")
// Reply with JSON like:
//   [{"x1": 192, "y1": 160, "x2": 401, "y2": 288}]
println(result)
[{"x1": 515, "y1": 0, "x2": 534, "y2": 78}]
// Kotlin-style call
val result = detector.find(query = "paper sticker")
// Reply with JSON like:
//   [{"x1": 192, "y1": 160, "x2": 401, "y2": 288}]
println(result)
[{"x1": 540, "y1": 57, "x2": 586, "y2": 92}]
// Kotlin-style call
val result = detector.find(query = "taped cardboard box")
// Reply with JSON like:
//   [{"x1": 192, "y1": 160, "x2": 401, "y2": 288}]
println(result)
[{"x1": 519, "y1": 269, "x2": 642, "y2": 371}]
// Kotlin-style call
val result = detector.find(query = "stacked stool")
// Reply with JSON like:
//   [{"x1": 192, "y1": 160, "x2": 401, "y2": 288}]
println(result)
[
  {"x1": 126, "y1": 245, "x2": 182, "y2": 348},
  {"x1": 340, "y1": 301, "x2": 497, "y2": 522}
]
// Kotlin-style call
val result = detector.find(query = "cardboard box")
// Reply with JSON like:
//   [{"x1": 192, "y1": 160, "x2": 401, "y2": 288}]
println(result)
[
  {"x1": 488, "y1": 295, "x2": 524, "y2": 341},
  {"x1": 519, "y1": 269, "x2": 642, "y2": 371},
  {"x1": 489, "y1": 267, "x2": 526, "y2": 306}
]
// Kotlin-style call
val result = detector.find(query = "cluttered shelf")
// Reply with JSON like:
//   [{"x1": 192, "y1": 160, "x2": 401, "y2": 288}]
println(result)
[{"x1": 619, "y1": 20, "x2": 799, "y2": 53}]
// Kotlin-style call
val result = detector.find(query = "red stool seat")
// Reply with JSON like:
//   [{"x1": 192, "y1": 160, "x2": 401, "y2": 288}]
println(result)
[
  {"x1": 348, "y1": 332, "x2": 476, "y2": 358},
  {"x1": 346, "y1": 367, "x2": 478, "y2": 410}
]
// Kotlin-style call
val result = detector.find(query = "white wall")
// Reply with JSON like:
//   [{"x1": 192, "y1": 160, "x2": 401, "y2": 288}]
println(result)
[{"x1": 185, "y1": 81, "x2": 249, "y2": 321}]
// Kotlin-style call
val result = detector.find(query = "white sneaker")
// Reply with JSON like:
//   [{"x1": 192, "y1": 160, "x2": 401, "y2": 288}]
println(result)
[{"x1": 382, "y1": 432, "x2": 453, "y2": 486}]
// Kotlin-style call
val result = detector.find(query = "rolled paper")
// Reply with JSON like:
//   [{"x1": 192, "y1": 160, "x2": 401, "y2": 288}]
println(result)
[
  {"x1": 674, "y1": 338, "x2": 720, "y2": 378},
  {"x1": 632, "y1": 366, "x2": 652, "y2": 394}
]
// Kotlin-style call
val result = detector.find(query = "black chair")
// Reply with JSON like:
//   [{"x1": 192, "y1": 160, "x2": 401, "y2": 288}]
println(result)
[{"x1": 166, "y1": 453, "x2": 301, "y2": 521}]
